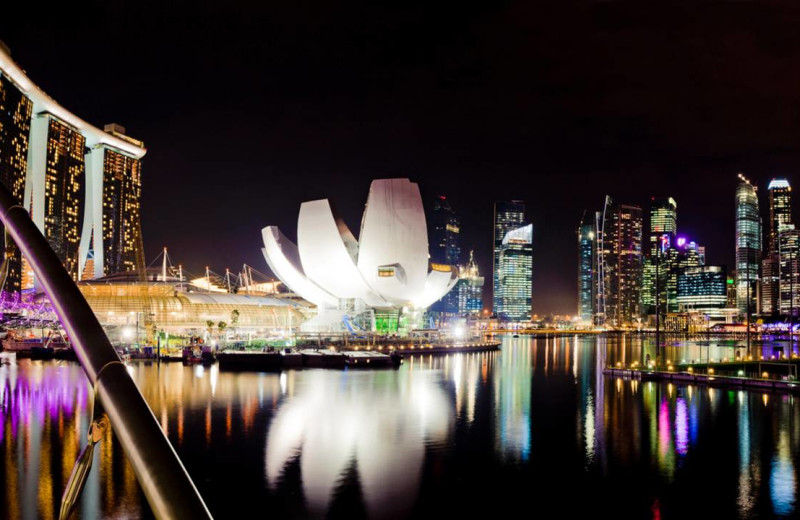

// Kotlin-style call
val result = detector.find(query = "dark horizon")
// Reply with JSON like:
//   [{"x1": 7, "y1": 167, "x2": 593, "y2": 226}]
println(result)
[{"x1": 4, "y1": 1, "x2": 800, "y2": 314}]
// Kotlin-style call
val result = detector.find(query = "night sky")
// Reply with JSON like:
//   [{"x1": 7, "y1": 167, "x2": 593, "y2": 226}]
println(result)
[{"x1": 3, "y1": 1, "x2": 800, "y2": 314}]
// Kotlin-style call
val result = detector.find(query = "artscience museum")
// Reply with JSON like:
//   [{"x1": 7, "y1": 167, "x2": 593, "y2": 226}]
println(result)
[{"x1": 262, "y1": 179, "x2": 458, "y2": 333}]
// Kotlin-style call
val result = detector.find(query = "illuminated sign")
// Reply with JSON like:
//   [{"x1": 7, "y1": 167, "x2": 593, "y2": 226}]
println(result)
[{"x1": 660, "y1": 234, "x2": 670, "y2": 254}]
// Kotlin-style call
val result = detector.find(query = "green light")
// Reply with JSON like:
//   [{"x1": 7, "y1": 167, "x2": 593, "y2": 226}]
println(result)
[{"x1": 727, "y1": 278, "x2": 734, "y2": 285}]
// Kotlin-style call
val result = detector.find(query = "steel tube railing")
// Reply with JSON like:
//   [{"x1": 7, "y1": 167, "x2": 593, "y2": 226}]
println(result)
[{"x1": 0, "y1": 185, "x2": 212, "y2": 519}]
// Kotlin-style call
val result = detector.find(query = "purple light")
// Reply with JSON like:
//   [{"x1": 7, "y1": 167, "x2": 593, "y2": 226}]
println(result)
[{"x1": 677, "y1": 237, "x2": 687, "y2": 248}]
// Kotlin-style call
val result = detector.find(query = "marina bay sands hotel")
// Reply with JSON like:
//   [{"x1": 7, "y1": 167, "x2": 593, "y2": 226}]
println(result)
[{"x1": 0, "y1": 43, "x2": 145, "y2": 292}]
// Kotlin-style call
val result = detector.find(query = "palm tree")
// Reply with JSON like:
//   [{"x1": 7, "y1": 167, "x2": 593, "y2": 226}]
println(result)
[{"x1": 218, "y1": 321, "x2": 227, "y2": 347}]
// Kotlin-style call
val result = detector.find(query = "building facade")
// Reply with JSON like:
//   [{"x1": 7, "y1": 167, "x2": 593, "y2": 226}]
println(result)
[
  {"x1": 0, "y1": 45, "x2": 146, "y2": 291},
  {"x1": 761, "y1": 254, "x2": 780, "y2": 316},
  {"x1": 779, "y1": 230, "x2": 800, "y2": 317},
  {"x1": 677, "y1": 265, "x2": 727, "y2": 316},
  {"x1": 665, "y1": 239, "x2": 703, "y2": 313},
  {"x1": 761, "y1": 179, "x2": 792, "y2": 317},
  {"x1": 597, "y1": 196, "x2": 643, "y2": 328},
  {"x1": 0, "y1": 74, "x2": 32, "y2": 292},
  {"x1": 495, "y1": 224, "x2": 532, "y2": 322},
  {"x1": 493, "y1": 200, "x2": 525, "y2": 316},
  {"x1": 768, "y1": 179, "x2": 792, "y2": 254},
  {"x1": 429, "y1": 195, "x2": 461, "y2": 316},
  {"x1": 735, "y1": 174, "x2": 762, "y2": 317},
  {"x1": 577, "y1": 215, "x2": 595, "y2": 323},
  {"x1": 642, "y1": 197, "x2": 676, "y2": 316},
  {"x1": 456, "y1": 250, "x2": 484, "y2": 316}
]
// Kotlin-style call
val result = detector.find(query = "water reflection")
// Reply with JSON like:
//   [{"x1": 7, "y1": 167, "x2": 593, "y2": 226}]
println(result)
[
  {"x1": 0, "y1": 354, "x2": 139, "y2": 519},
  {"x1": 493, "y1": 338, "x2": 532, "y2": 461},
  {"x1": 3, "y1": 337, "x2": 800, "y2": 518},
  {"x1": 265, "y1": 370, "x2": 451, "y2": 518}
]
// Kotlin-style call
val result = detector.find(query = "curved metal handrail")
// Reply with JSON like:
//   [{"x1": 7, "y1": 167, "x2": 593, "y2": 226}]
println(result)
[{"x1": 0, "y1": 185, "x2": 212, "y2": 519}]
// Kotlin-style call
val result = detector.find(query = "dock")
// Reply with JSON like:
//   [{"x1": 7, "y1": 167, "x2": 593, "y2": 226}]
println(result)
[
  {"x1": 215, "y1": 339, "x2": 501, "y2": 371},
  {"x1": 604, "y1": 356, "x2": 800, "y2": 393}
]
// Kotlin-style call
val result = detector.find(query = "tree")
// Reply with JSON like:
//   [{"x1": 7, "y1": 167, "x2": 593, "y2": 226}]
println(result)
[
  {"x1": 206, "y1": 320, "x2": 215, "y2": 342},
  {"x1": 230, "y1": 309, "x2": 240, "y2": 343},
  {"x1": 218, "y1": 321, "x2": 227, "y2": 346}
]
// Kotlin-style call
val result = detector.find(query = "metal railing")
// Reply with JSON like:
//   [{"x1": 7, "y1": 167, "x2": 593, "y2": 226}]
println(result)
[{"x1": 0, "y1": 185, "x2": 212, "y2": 519}]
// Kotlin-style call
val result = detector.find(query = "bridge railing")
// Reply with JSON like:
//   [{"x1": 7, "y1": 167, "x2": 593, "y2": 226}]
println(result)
[{"x1": 0, "y1": 185, "x2": 212, "y2": 519}]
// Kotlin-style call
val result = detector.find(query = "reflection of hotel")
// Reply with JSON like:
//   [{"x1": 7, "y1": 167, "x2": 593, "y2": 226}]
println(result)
[{"x1": 0, "y1": 43, "x2": 146, "y2": 291}]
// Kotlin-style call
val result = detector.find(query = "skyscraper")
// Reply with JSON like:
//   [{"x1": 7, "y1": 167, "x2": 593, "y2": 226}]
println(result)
[
  {"x1": 80, "y1": 125, "x2": 145, "y2": 279},
  {"x1": 761, "y1": 254, "x2": 780, "y2": 316},
  {"x1": 429, "y1": 196, "x2": 461, "y2": 316},
  {"x1": 597, "y1": 196, "x2": 643, "y2": 327},
  {"x1": 779, "y1": 229, "x2": 800, "y2": 317},
  {"x1": 493, "y1": 200, "x2": 525, "y2": 316},
  {"x1": 735, "y1": 174, "x2": 762, "y2": 317},
  {"x1": 577, "y1": 214, "x2": 595, "y2": 323},
  {"x1": 28, "y1": 114, "x2": 87, "y2": 280},
  {"x1": 0, "y1": 44, "x2": 147, "y2": 290},
  {"x1": 495, "y1": 224, "x2": 532, "y2": 321},
  {"x1": 677, "y1": 265, "x2": 727, "y2": 317},
  {"x1": 665, "y1": 238, "x2": 703, "y2": 313},
  {"x1": 0, "y1": 74, "x2": 32, "y2": 292},
  {"x1": 642, "y1": 197, "x2": 677, "y2": 316},
  {"x1": 768, "y1": 179, "x2": 792, "y2": 253},
  {"x1": 762, "y1": 179, "x2": 792, "y2": 317},
  {"x1": 456, "y1": 250, "x2": 484, "y2": 316}
]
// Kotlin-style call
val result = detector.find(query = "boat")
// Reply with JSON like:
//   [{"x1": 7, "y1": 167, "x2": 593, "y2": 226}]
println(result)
[
  {"x1": 30, "y1": 345, "x2": 55, "y2": 360},
  {"x1": 281, "y1": 348, "x2": 303, "y2": 368},
  {"x1": 217, "y1": 349, "x2": 282, "y2": 371},
  {"x1": 343, "y1": 350, "x2": 397, "y2": 369},
  {"x1": 182, "y1": 347, "x2": 203, "y2": 364}
]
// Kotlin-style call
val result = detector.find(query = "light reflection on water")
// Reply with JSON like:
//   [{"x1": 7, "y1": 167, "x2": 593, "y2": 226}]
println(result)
[{"x1": 0, "y1": 336, "x2": 799, "y2": 518}]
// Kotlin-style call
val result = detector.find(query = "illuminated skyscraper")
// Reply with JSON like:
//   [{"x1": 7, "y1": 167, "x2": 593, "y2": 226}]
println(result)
[
  {"x1": 778, "y1": 229, "x2": 800, "y2": 317},
  {"x1": 577, "y1": 214, "x2": 595, "y2": 322},
  {"x1": 677, "y1": 265, "x2": 727, "y2": 316},
  {"x1": 429, "y1": 196, "x2": 461, "y2": 315},
  {"x1": 495, "y1": 224, "x2": 532, "y2": 321},
  {"x1": 80, "y1": 124, "x2": 145, "y2": 279},
  {"x1": 597, "y1": 196, "x2": 643, "y2": 327},
  {"x1": 26, "y1": 114, "x2": 87, "y2": 280},
  {"x1": 665, "y1": 238, "x2": 702, "y2": 313},
  {"x1": 0, "y1": 74, "x2": 32, "y2": 292},
  {"x1": 493, "y1": 200, "x2": 525, "y2": 316},
  {"x1": 0, "y1": 45, "x2": 147, "y2": 289},
  {"x1": 762, "y1": 179, "x2": 793, "y2": 317},
  {"x1": 768, "y1": 179, "x2": 792, "y2": 254},
  {"x1": 761, "y1": 254, "x2": 780, "y2": 316},
  {"x1": 735, "y1": 174, "x2": 762, "y2": 317},
  {"x1": 642, "y1": 197, "x2": 677, "y2": 315},
  {"x1": 456, "y1": 250, "x2": 484, "y2": 315}
]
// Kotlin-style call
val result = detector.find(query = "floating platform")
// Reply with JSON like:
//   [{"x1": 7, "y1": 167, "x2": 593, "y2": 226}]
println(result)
[
  {"x1": 342, "y1": 350, "x2": 399, "y2": 369},
  {"x1": 210, "y1": 340, "x2": 500, "y2": 372},
  {"x1": 217, "y1": 351, "x2": 282, "y2": 370},
  {"x1": 604, "y1": 367, "x2": 800, "y2": 393},
  {"x1": 339, "y1": 340, "x2": 501, "y2": 356}
]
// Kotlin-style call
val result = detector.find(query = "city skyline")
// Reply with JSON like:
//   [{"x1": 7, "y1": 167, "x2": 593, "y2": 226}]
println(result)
[{"x1": 6, "y1": 3, "x2": 800, "y2": 314}]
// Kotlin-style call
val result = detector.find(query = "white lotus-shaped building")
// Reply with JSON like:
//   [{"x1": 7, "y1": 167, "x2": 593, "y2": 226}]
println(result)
[{"x1": 262, "y1": 179, "x2": 458, "y2": 317}]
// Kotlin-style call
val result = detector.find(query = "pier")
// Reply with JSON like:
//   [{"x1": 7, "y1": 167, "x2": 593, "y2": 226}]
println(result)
[{"x1": 604, "y1": 356, "x2": 800, "y2": 394}]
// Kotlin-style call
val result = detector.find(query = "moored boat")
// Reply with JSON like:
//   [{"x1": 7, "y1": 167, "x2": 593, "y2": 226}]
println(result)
[{"x1": 217, "y1": 350, "x2": 282, "y2": 370}]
